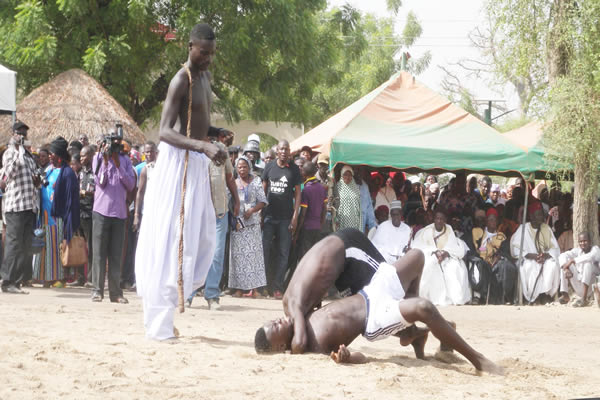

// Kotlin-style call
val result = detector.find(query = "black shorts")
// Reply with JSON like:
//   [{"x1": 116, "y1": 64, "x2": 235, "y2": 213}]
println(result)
[{"x1": 332, "y1": 228, "x2": 385, "y2": 295}]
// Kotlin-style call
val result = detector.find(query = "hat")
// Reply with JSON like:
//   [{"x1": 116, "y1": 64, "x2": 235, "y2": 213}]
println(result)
[
  {"x1": 12, "y1": 120, "x2": 29, "y2": 132},
  {"x1": 247, "y1": 133, "x2": 260, "y2": 144},
  {"x1": 317, "y1": 153, "x2": 329, "y2": 165},
  {"x1": 486, "y1": 208, "x2": 498, "y2": 218},
  {"x1": 243, "y1": 141, "x2": 260, "y2": 154},
  {"x1": 341, "y1": 165, "x2": 354, "y2": 177},
  {"x1": 491, "y1": 183, "x2": 500, "y2": 193},
  {"x1": 49, "y1": 137, "x2": 70, "y2": 161},
  {"x1": 528, "y1": 201, "x2": 543, "y2": 215},
  {"x1": 390, "y1": 200, "x2": 403, "y2": 211}
]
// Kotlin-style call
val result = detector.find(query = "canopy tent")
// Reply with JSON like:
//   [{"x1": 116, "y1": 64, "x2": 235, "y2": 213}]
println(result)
[
  {"x1": 0, "y1": 64, "x2": 16, "y2": 112},
  {"x1": 502, "y1": 121, "x2": 559, "y2": 179},
  {"x1": 292, "y1": 71, "x2": 536, "y2": 177}
]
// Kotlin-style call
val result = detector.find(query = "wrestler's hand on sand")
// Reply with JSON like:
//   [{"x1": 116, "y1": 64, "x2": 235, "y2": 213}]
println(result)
[
  {"x1": 330, "y1": 344, "x2": 351, "y2": 363},
  {"x1": 291, "y1": 331, "x2": 307, "y2": 354}
]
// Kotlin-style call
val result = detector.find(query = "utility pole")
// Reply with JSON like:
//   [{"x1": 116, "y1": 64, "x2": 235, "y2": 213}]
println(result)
[{"x1": 473, "y1": 99, "x2": 506, "y2": 125}]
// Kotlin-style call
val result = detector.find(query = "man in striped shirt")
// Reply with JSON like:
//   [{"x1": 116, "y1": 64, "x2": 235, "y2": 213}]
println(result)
[{"x1": 0, "y1": 122, "x2": 39, "y2": 294}]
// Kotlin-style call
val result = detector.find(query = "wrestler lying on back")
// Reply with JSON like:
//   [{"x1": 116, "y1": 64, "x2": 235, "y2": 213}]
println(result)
[{"x1": 257, "y1": 249, "x2": 503, "y2": 375}]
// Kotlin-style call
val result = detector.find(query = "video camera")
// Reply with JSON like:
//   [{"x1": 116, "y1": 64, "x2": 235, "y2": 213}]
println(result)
[{"x1": 102, "y1": 123, "x2": 124, "y2": 156}]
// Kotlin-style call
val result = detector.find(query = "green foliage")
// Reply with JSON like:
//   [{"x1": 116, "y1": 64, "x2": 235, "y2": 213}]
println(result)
[
  {"x1": 257, "y1": 133, "x2": 278, "y2": 153},
  {"x1": 0, "y1": 0, "x2": 174, "y2": 123},
  {"x1": 0, "y1": 0, "x2": 427, "y2": 131},
  {"x1": 495, "y1": 116, "x2": 530, "y2": 133}
]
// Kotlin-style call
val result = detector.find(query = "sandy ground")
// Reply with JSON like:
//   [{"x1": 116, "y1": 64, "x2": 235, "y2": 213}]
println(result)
[{"x1": 0, "y1": 287, "x2": 599, "y2": 400}]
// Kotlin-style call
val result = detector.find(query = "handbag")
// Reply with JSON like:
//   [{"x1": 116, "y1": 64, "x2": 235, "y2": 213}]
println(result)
[{"x1": 60, "y1": 235, "x2": 88, "y2": 267}]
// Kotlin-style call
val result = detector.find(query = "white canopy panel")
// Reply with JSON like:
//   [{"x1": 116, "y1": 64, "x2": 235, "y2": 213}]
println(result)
[{"x1": 0, "y1": 64, "x2": 16, "y2": 112}]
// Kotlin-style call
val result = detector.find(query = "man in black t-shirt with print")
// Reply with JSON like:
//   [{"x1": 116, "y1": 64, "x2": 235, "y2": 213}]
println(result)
[{"x1": 262, "y1": 140, "x2": 302, "y2": 299}]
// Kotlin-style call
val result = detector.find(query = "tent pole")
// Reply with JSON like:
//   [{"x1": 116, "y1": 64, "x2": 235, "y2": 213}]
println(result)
[{"x1": 516, "y1": 176, "x2": 530, "y2": 306}]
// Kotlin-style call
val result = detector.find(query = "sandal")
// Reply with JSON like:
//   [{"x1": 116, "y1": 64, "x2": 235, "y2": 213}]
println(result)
[
  {"x1": 242, "y1": 290, "x2": 255, "y2": 298},
  {"x1": 91, "y1": 292, "x2": 103, "y2": 302}
]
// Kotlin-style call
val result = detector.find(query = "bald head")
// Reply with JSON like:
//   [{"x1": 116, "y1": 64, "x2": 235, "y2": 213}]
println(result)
[{"x1": 276, "y1": 140, "x2": 290, "y2": 164}]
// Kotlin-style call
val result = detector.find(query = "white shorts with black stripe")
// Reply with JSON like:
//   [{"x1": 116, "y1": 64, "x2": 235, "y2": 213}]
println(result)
[{"x1": 359, "y1": 262, "x2": 413, "y2": 341}]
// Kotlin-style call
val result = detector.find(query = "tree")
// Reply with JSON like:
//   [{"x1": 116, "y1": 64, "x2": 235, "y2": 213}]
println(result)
[
  {"x1": 485, "y1": 0, "x2": 600, "y2": 245},
  {"x1": 0, "y1": 0, "x2": 177, "y2": 124},
  {"x1": 308, "y1": 6, "x2": 430, "y2": 128},
  {"x1": 0, "y1": 1, "x2": 428, "y2": 133},
  {"x1": 0, "y1": 0, "x2": 340, "y2": 126}
]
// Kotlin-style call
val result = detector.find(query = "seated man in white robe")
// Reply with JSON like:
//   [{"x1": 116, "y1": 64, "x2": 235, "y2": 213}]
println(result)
[
  {"x1": 558, "y1": 231, "x2": 600, "y2": 307},
  {"x1": 371, "y1": 200, "x2": 411, "y2": 264},
  {"x1": 412, "y1": 209, "x2": 471, "y2": 306},
  {"x1": 510, "y1": 202, "x2": 560, "y2": 304}
]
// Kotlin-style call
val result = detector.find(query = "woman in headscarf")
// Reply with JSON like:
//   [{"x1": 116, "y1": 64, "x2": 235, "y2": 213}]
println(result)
[
  {"x1": 33, "y1": 137, "x2": 80, "y2": 287},
  {"x1": 332, "y1": 165, "x2": 362, "y2": 231},
  {"x1": 228, "y1": 156, "x2": 268, "y2": 298}
]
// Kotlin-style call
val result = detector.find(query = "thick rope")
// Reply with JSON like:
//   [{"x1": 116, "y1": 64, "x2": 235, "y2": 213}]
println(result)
[{"x1": 177, "y1": 64, "x2": 193, "y2": 313}]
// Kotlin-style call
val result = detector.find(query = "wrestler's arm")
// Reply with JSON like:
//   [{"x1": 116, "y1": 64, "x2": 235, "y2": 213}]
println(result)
[
  {"x1": 284, "y1": 295, "x2": 309, "y2": 354},
  {"x1": 158, "y1": 72, "x2": 218, "y2": 156},
  {"x1": 330, "y1": 344, "x2": 367, "y2": 364}
]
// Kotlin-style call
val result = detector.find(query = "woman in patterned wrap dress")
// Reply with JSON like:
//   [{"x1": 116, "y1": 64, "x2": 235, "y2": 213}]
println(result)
[{"x1": 228, "y1": 156, "x2": 268, "y2": 297}]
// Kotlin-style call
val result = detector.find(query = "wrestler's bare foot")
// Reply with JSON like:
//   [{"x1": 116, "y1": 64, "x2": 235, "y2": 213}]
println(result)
[
  {"x1": 410, "y1": 330, "x2": 428, "y2": 360},
  {"x1": 439, "y1": 321, "x2": 456, "y2": 352},
  {"x1": 397, "y1": 325, "x2": 429, "y2": 360},
  {"x1": 475, "y1": 356, "x2": 504, "y2": 376}
]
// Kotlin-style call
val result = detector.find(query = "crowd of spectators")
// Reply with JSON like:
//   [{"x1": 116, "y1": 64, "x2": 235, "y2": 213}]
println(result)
[{"x1": 1, "y1": 121, "x2": 599, "y2": 310}]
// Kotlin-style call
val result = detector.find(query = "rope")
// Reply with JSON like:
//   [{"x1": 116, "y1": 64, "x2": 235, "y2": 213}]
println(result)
[{"x1": 177, "y1": 64, "x2": 193, "y2": 313}]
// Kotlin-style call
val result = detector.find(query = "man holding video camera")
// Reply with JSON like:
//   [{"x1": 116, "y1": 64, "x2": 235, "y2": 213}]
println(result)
[
  {"x1": 90, "y1": 125, "x2": 136, "y2": 303},
  {"x1": 0, "y1": 121, "x2": 39, "y2": 294}
]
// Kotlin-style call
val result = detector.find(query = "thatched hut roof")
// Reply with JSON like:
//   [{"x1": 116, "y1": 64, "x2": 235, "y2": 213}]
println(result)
[{"x1": 0, "y1": 69, "x2": 145, "y2": 147}]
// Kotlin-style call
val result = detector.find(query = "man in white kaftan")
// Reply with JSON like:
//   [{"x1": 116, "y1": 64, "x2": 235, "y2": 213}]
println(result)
[
  {"x1": 135, "y1": 24, "x2": 223, "y2": 340},
  {"x1": 371, "y1": 201, "x2": 411, "y2": 264},
  {"x1": 510, "y1": 202, "x2": 560, "y2": 304},
  {"x1": 558, "y1": 232, "x2": 600, "y2": 306},
  {"x1": 412, "y1": 210, "x2": 471, "y2": 306}
]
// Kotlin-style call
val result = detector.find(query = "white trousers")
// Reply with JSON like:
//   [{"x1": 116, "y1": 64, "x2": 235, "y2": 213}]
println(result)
[
  {"x1": 520, "y1": 259, "x2": 559, "y2": 302},
  {"x1": 136, "y1": 143, "x2": 216, "y2": 340},
  {"x1": 419, "y1": 256, "x2": 471, "y2": 306},
  {"x1": 560, "y1": 261, "x2": 600, "y2": 299}
]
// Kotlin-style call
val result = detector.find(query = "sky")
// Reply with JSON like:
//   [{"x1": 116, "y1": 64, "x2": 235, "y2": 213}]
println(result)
[{"x1": 327, "y1": 0, "x2": 520, "y2": 119}]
